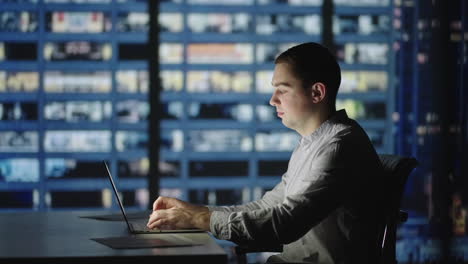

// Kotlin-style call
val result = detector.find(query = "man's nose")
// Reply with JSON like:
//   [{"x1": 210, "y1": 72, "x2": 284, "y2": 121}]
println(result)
[{"x1": 269, "y1": 90, "x2": 278, "y2": 106}]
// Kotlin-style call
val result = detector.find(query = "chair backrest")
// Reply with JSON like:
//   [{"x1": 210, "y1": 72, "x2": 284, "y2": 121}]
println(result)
[{"x1": 377, "y1": 154, "x2": 418, "y2": 264}]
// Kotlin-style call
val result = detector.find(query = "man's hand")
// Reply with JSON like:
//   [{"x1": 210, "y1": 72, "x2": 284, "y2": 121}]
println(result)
[
  {"x1": 147, "y1": 196, "x2": 211, "y2": 231},
  {"x1": 152, "y1": 196, "x2": 198, "y2": 211}
]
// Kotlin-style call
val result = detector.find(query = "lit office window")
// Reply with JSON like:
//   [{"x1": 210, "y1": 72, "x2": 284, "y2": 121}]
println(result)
[
  {"x1": 334, "y1": 14, "x2": 390, "y2": 35},
  {"x1": 255, "y1": 131, "x2": 299, "y2": 152},
  {"x1": 117, "y1": 12, "x2": 149, "y2": 33},
  {"x1": 188, "y1": 130, "x2": 252, "y2": 152},
  {"x1": 44, "y1": 71, "x2": 111, "y2": 93},
  {"x1": 44, "y1": 101, "x2": 112, "y2": 122},
  {"x1": 116, "y1": 70, "x2": 148, "y2": 93},
  {"x1": 187, "y1": 0, "x2": 253, "y2": 4},
  {"x1": 45, "y1": 0, "x2": 110, "y2": 3},
  {"x1": 258, "y1": 0, "x2": 322, "y2": 5},
  {"x1": 160, "y1": 188, "x2": 183, "y2": 199},
  {"x1": 187, "y1": 43, "x2": 253, "y2": 64},
  {"x1": 44, "y1": 131, "x2": 111, "y2": 152},
  {"x1": 187, "y1": 13, "x2": 251, "y2": 33},
  {"x1": 256, "y1": 43, "x2": 297, "y2": 64},
  {"x1": 158, "y1": 160, "x2": 180, "y2": 178},
  {"x1": 256, "y1": 14, "x2": 321, "y2": 35},
  {"x1": 0, "y1": 12, "x2": 38, "y2": 32},
  {"x1": 115, "y1": 131, "x2": 148, "y2": 152},
  {"x1": 336, "y1": 99, "x2": 386, "y2": 120},
  {"x1": 116, "y1": 100, "x2": 149, "y2": 123},
  {"x1": 159, "y1": 13, "x2": 183, "y2": 33},
  {"x1": 340, "y1": 71, "x2": 388, "y2": 93},
  {"x1": 0, "y1": 72, "x2": 39, "y2": 93},
  {"x1": 46, "y1": 12, "x2": 111, "y2": 33},
  {"x1": 256, "y1": 71, "x2": 274, "y2": 94},
  {"x1": 160, "y1": 71, "x2": 183, "y2": 92},
  {"x1": 115, "y1": 0, "x2": 146, "y2": 3},
  {"x1": 187, "y1": 71, "x2": 252, "y2": 93},
  {"x1": 333, "y1": 0, "x2": 389, "y2": 6},
  {"x1": 159, "y1": 43, "x2": 183, "y2": 64},
  {"x1": 0, "y1": 159, "x2": 39, "y2": 182},
  {"x1": 161, "y1": 129, "x2": 184, "y2": 152},
  {"x1": 0, "y1": 132, "x2": 38, "y2": 153},
  {"x1": 43, "y1": 42, "x2": 112, "y2": 61},
  {"x1": 336, "y1": 43, "x2": 389, "y2": 65}
]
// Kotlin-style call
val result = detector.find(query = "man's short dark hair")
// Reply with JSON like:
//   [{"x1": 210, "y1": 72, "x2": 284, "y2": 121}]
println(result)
[{"x1": 275, "y1": 42, "x2": 341, "y2": 111}]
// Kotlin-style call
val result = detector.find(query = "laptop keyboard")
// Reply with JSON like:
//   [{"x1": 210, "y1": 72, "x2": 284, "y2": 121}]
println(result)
[{"x1": 131, "y1": 222, "x2": 161, "y2": 233}]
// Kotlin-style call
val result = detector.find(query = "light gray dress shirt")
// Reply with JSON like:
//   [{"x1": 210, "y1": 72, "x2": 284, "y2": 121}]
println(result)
[{"x1": 208, "y1": 110, "x2": 384, "y2": 264}]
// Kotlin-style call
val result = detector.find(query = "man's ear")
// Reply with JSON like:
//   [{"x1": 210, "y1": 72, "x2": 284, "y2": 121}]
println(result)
[{"x1": 310, "y1": 82, "x2": 326, "y2": 103}]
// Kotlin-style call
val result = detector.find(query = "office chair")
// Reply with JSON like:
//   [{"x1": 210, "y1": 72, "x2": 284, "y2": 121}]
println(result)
[
  {"x1": 377, "y1": 154, "x2": 418, "y2": 264},
  {"x1": 234, "y1": 154, "x2": 418, "y2": 264}
]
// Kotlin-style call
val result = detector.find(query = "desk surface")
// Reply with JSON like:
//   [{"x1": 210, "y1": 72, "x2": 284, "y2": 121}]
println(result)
[{"x1": 0, "y1": 211, "x2": 227, "y2": 264}]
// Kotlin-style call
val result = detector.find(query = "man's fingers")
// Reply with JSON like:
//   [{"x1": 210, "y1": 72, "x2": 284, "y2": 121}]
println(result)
[
  {"x1": 147, "y1": 210, "x2": 164, "y2": 227},
  {"x1": 147, "y1": 210, "x2": 177, "y2": 230},
  {"x1": 148, "y1": 218, "x2": 166, "y2": 229},
  {"x1": 152, "y1": 197, "x2": 162, "y2": 211},
  {"x1": 153, "y1": 196, "x2": 186, "y2": 211},
  {"x1": 153, "y1": 196, "x2": 167, "y2": 211},
  {"x1": 147, "y1": 209, "x2": 176, "y2": 229}
]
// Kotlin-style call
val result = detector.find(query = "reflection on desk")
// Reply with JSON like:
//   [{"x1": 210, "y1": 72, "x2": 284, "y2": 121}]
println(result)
[{"x1": 0, "y1": 211, "x2": 227, "y2": 264}]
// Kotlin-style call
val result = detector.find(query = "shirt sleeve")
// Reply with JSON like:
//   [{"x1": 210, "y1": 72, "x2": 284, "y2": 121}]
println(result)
[
  {"x1": 210, "y1": 141, "x2": 356, "y2": 245},
  {"x1": 208, "y1": 173, "x2": 286, "y2": 213}
]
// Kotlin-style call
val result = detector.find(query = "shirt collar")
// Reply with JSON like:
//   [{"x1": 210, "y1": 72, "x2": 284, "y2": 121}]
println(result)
[{"x1": 301, "y1": 109, "x2": 349, "y2": 143}]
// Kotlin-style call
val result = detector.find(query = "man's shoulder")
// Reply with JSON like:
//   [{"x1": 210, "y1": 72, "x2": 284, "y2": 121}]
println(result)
[
  {"x1": 324, "y1": 117, "x2": 379, "y2": 159},
  {"x1": 324, "y1": 116, "x2": 366, "y2": 142}
]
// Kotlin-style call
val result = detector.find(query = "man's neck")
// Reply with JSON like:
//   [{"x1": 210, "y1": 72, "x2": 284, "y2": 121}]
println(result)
[{"x1": 297, "y1": 108, "x2": 335, "y2": 137}]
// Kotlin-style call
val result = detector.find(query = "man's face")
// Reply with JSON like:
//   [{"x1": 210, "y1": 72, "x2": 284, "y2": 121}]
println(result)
[{"x1": 269, "y1": 63, "x2": 315, "y2": 133}]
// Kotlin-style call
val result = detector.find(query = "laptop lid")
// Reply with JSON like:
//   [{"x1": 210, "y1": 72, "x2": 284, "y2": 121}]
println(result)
[
  {"x1": 104, "y1": 161, "x2": 133, "y2": 231},
  {"x1": 104, "y1": 161, "x2": 203, "y2": 234}
]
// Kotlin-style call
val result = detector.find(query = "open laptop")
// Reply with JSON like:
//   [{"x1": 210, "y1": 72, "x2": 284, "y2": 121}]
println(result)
[{"x1": 104, "y1": 161, "x2": 203, "y2": 234}]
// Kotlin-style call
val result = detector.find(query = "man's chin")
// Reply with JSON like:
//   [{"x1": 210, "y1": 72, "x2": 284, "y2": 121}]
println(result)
[{"x1": 281, "y1": 120, "x2": 292, "y2": 129}]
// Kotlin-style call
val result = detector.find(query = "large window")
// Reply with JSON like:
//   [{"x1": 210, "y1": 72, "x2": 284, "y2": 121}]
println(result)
[
  {"x1": 0, "y1": 0, "x2": 150, "y2": 210},
  {"x1": 0, "y1": 0, "x2": 395, "y2": 217}
]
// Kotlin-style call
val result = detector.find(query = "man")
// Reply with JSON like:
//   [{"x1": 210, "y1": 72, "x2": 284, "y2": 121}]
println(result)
[{"x1": 147, "y1": 42, "x2": 384, "y2": 264}]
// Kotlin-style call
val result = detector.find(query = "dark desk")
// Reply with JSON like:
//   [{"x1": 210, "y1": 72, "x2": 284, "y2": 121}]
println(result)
[{"x1": 0, "y1": 211, "x2": 227, "y2": 264}]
